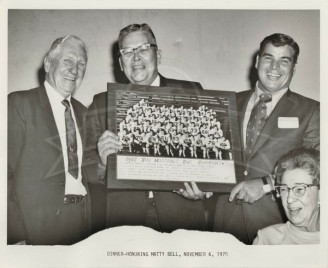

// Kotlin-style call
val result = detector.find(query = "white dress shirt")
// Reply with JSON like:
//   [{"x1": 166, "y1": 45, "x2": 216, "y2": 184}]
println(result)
[
  {"x1": 242, "y1": 82, "x2": 288, "y2": 147},
  {"x1": 151, "y1": 74, "x2": 160, "y2": 86},
  {"x1": 44, "y1": 81, "x2": 87, "y2": 196}
]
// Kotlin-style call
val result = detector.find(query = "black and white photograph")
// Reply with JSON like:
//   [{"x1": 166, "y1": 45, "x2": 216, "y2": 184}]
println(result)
[
  {"x1": 115, "y1": 90, "x2": 232, "y2": 160},
  {"x1": 105, "y1": 83, "x2": 242, "y2": 191},
  {"x1": 1, "y1": 2, "x2": 327, "y2": 268}
]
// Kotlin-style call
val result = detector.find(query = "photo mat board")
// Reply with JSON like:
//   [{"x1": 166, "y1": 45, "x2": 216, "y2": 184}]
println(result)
[{"x1": 106, "y1": 83, "x2": 244, "y2": 192}]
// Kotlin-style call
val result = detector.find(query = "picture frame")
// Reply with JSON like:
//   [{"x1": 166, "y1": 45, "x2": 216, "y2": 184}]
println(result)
[{"x1": 106, "y1": 83, "x2": 244, "y2": 192}]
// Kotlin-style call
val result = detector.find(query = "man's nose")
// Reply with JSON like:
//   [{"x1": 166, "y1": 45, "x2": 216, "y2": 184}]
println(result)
[
  {"x1": 69, "y1": 64, "x2": 78, "y2": 74},
  {"x1": 270, "y1": 60, "x2": 280, "y2": 70},
  {"x1": 133, "y1": 49, "x2": 141, "y2": 61}
]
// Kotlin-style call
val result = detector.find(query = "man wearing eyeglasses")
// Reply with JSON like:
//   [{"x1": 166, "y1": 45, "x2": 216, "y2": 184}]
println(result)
[
  {"x1": 213, "y1": 33, "x2": 320, "y2": 244},
  {"x1": 85, "y1": 23, "x2": 213, "y2": 234}
]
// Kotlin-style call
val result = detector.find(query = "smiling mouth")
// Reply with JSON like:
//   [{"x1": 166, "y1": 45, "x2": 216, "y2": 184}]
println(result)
[
  {"x1": 267, "y1": 73, "x2": 281, "y2": 79},
  {"x1": 132, "y1": 65, "x2": 145, "y2": 70},
  {"x1": 65, "y1": 77, "x2": 76, "y2": 82},
  {"x1": 288, "y1": 207, "x2": 302, "y2": 216}
]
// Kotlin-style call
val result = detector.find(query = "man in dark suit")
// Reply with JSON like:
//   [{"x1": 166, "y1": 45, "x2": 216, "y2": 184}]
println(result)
[
  {"x1": 84, "y1": 23, "x2": 213, "y2": 234},
  {"x1": 8, "y1": 35, "x2": 90, "y2": 245},
  {"x1": 213, "y1": 33, "x2": 320, "y2": 244}
]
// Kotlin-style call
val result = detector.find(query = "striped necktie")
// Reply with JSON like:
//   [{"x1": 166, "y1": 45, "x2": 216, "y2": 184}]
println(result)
[{"x1": 62, "y1": 99, "x2": 78, "y2": 179}]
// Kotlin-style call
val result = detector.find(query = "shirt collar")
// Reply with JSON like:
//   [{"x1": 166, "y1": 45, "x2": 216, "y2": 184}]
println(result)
[
  {"x1": 151, "y1": 74, "x2": 160, "y2": 87},
  {"x1": 44, "y1": 80, "x2": 72, "y2": 103},
  {"x1": 254, "y1": 81, "x2": 288, "y2": 101}
]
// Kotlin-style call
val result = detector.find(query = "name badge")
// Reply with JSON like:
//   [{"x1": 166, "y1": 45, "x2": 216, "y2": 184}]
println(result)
[{"x1": 278, "y1": 117, "x2": 299, "y2": 129}]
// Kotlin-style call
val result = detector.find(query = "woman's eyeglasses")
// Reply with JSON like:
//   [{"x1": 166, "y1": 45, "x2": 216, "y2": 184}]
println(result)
[{"x1": 275, "y1": 183, "x2": 318, "y2": 198}]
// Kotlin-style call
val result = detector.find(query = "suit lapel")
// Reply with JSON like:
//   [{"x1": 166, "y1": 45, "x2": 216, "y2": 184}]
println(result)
[
  {"x1": 37, "y1": 84, "x2": 65, "y2": 178},
  {"x1": 238, "y1": 90, "x2": 253, "y2": 150},
  {"x1": 249, "y1": 90, "x2": 292, "y2": 158},
  {"x1": 159, "y1": 73, "x2": 168, "y2": 87},
  {"x1": 237, "y1": 90, "x2": 253, "y2": 164},
  {"x1": 38, "y1": 84, "x2": 62, "y2": 150}
]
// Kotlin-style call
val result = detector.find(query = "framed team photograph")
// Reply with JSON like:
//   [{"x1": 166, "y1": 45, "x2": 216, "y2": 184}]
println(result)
[{"x1": 106, "y1": 83, "x2": 244, "y2": 192}]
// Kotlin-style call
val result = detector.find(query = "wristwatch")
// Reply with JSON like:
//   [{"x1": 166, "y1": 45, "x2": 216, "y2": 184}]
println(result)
[{"x1": 262, "y1": 176, "x2": 272, "y2": 193}]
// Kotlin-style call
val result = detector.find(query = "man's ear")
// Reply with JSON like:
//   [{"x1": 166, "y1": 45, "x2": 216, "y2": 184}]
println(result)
[
  {"x1": 119, "y1": 57, "x2": 123, "y2": 71},
  {"x1": 255, "y1": 55, "x2": 259, "y2": 69},
  {"x1": 293, "y1": 64, "x2": 297, "y2": 75},
  {"x1": 44, "y1": 56, "x2": 50, "y2": 73},
  {"x1": 157, "y1": 49, "x2": 162, "y2": 65}
]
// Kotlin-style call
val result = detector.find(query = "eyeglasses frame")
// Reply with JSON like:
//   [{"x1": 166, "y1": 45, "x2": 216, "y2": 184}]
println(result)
[
  {"x1": 119, "y1": 43, "x2": 158, "y2": 59},
  {"x1": 275, "y1": 183, "x2": 319, "y2": 198}
]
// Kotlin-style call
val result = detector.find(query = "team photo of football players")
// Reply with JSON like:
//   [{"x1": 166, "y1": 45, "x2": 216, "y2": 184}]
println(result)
[{"x1": 117, "y1": 99, "x2": 233, "y2": 160}]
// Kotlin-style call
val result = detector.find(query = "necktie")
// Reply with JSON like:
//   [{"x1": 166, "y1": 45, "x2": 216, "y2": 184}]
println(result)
[
  {"x1": 62, "y1": 100, "x2": 78, "y2": 179},
  {"x1": 245, "y1": 93, "x2": 272, "y2": 157}
]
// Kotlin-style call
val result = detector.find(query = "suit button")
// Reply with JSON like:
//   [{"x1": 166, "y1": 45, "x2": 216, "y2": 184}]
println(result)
[
  {"x1": 56, "y1": 209, "x2": 61, "y2": 215},
  {"x1": 244, "y1": 170, "x2": 248, "y2": 176}
]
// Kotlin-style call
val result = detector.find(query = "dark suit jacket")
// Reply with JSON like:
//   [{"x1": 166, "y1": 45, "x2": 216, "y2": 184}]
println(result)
[
  {"x1": 214, "y1": 88, "x2": 320, "y2": 244},
  {"x1": 84, "y1": 74, "x2": 217, "y2": 233},
  {"x1": 8, "y1": 85, "x2": 90, "y2": 245}
]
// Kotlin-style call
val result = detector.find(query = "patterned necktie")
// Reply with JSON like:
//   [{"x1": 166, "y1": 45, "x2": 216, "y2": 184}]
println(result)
[
  {"x1": 245, "y1": 93, "x2": 272, "y2": 157},
  {"x1": 62, "y1": 100, "x2": 78, "y2": 179}
]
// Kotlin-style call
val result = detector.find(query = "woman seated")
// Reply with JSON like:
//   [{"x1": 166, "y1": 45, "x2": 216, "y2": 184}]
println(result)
[{"x1": 253, "y1": 147, "x2": 320, "y2": 245}]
